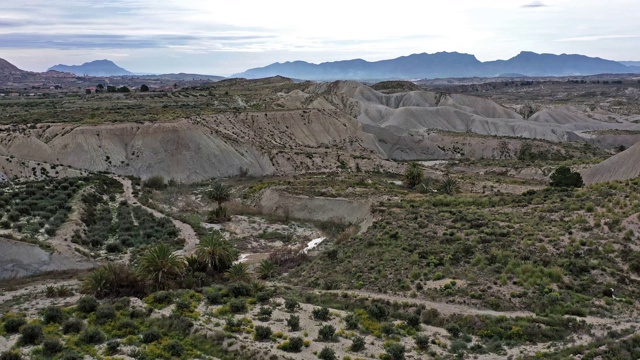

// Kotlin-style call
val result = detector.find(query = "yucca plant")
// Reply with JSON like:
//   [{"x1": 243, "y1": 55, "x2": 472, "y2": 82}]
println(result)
[
  {"x1": 137, "y1": 243, "x2": 185, "y2": 290},
  {"x1": 439, "y1": 176, "x2": 460, "y2": 195},
  {"x1": 197, "y1": 232, "x2": 238, "y2": 274},
  {"x1": 256, "y1": 259, "x2": 277, "y2": 280},
  {"x1": 82, "y1": 263, "x2": 143, "y2": 298},
  {"x1": 225, "y1": 263, "x2": 251, "y2": 282}
]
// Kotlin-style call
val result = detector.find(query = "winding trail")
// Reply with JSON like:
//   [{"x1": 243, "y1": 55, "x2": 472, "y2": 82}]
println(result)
[{"x1": 112, "y1": 176, "x2": 199, "y2": 256}]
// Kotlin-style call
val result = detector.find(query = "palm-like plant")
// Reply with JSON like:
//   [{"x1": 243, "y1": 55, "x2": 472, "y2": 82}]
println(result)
[
  {"x1": 403, "y1": 162, "x2": 424, "y2": 189},
  {"x1": 207, "y1": 182, "x2": 231, "y2": 208},
  {"x1": 439, "y1": 176, "x2": 460, "y2": 195},
  {"x1": 225, "y1": 263, "x2": 251, "y2": 282},
  {"x1": 137, "y1": 243, "x2": 186, "y2": 290},
  {"x1": 257, "y1": 259, "x2": 277, "y2": 280},
  {"x1": 196, "y1": 232, "x2": 238, "y2": 274}
]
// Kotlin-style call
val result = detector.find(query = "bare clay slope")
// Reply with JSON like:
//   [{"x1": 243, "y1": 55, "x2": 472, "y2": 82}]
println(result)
[
  {"x1": 582, "y1": 141, "x2": 640, "y2": 184},
  {"x1": 0, "y1": 109, "x2": 390, "y2": 183},
  {"x1": 298, "y1": 81, "x2": 640, "y2": 142}
]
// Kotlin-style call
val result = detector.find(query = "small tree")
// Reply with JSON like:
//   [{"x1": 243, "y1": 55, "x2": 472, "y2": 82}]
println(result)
[
  {"x1": 207, "y1": 182, "x2": 231, "y2": 222},
  {"x1": 403, "y1": 162, "x2": 423, "y2": 189},
  {"x1": 549, "y1": 166, "x2": 583, "y2": 188},
  {"x1": 140, "y1": 84, "x2": 150, "y2": 92}
]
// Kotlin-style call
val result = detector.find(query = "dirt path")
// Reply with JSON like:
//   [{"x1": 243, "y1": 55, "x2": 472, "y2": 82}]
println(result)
[
  {"x1": 46, "y1": 186, "x2": 97, "y2": 264},
  {"x1": 313, "y1": 288, "x2": 634, "y2": 327},
  {"x1": 112, "y1": 176, "x2": 199, "y2": 256}
]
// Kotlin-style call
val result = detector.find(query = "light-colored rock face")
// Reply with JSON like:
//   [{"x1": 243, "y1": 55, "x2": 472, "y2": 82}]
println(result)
[
  {"x1": 1, "y1": 80, "x2": 638, "y2": 183},
  {"x1": 0, "y1": 108, "x2": 393, "y2": 183},
  {"x1": 582, "y1": 141, "x2": 640, "y2": 184}
]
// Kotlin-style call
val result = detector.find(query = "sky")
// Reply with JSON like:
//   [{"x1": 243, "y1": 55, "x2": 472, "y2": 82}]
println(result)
[{"x1": 1, "y1": 0, "x2": 639, "y2": 76}]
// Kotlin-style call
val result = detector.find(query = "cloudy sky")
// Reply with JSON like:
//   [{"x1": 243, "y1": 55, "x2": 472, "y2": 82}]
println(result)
[{"x1": 1, "y1": 0, "x2": 639, "y2": 75}]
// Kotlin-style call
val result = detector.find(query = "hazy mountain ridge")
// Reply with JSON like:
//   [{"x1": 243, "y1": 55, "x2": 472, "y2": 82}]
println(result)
[
  {"x1": 234, "y1": 51, "x2": 639, "y2": 80},
  {"x1": 48, "y1": 59, "x2": 133, "y2": 76}
]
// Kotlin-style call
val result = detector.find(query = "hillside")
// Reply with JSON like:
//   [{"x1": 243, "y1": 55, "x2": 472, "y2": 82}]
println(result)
[
  {"x1": 582, "y1": 141, "x2": 640, "y2": 184},
  {"x1": 0, "y1": 58, "x2": 22, "y2": 73},
  {"x1": 234, "y1": 51, "x2": 637, "y2": 80},
  {"x1": 48, "y1": 59, "x2": 133, "y2": 76}
]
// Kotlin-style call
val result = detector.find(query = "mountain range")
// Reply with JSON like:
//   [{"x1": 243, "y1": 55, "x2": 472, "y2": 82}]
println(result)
[
  {"x1": 234, "y1": 51, "x2": 640, "y2": 80},
  {"x1": 48, "y1": 60, "x2": 133, "y2": 76}
]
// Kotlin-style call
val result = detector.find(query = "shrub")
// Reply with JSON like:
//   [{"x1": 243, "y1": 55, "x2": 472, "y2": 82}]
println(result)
[
  {"x1": 62, "y1": 318, "x2": 84, "y2": 334},
  {"x1": 415, "y1": 334, "x2": 430, "y2": 350},
  {"x1": 254, "y1": 325, "x2": 273, "y2": 341},
  {"x1": 143, "y1": 176, "x2": 166, "y2": 190},
  {"x1": 366, "y1": 302, "x2": 388, "y2": 321},
  {"x1": 381, "y1": 322, "x2": 395, "y2": 336},
  {"x1": 404, "y1": 162, "x2": 424, "y2": 189},
  {"x1": 255, "y1": 291, "x2": 272, "y2": 304},
  {"x1": 42, "y1": 338, "x2": 63, "y2": 356},
  {"x1": 204, "y1": 287, "x2": 224, "y2": 305},
  {"x1": 76, "y1": 296, "x2": 99, "y2": 313},
  {"x1": 95, "y1": 304, "x2": 117, "y2": 324},
  {"x1": 345, "y1": 313, "x2": 359, "y2": 330},
  {"x1": 105, "y1": 340, "x2": 120, "y2": 355},
  {"x1": 284, "y1": 298, "x2": 299, "y2": 312},
  {"x1": 163, "y1": 340, "x2": 185, "y2": 357},
  {"x1": 229, "y1": 299, "x2": 247, "y2": 313},
  {"x1": 279, "y1": 336, "x2": 304, "y2": 352},
  {"x1": 79, "y1": 327, "x2": 105, "y2": 345},
  {"x1": 105, "y1": 242, "x2": 124, "y2": 253},
  {"x1": 406, "y1": 314, "x2": 421, "y2": 329},
  {"x1": 312, "y1": 307, "x2": 330, "y2": 321},
  {"x1": 287, "y1": 315, "x2": 300, "y2": 331},
  {"x1": 59, "y1": 350, "x2": 82, "y2": 360},
  {"x1": 227, "y1": 282, "x2": 252, "y2": 298},
  {"x1": 318, "y1": 346, "x2": 337, "y2": 360},
  {"x1": 445, "y1": 323, "x2": 461, "y2": 338},
  {"x1": 350, "y1": 335, "x2": 365, "y2": 352},
  {"x1": 141, "y1": 328, "x2": 161, "y2": 343},
  {"x1": 550, "y1": 166, "x2": 583, "y2": 188},
  {"x1": 385, "y1": 343, "x2": 406, "y2": 360},
  {"x1": 19, "y1": 324, "x2": 44, "y2": 345},
  {"x1": 3, "y1": 317, "x2": 26, "y2": 334},
  {"x1": 0, "y1": 351, "x2": 21, "y2": 360},
  {"x1": 257, "y1": 306, "x2": 273, "y2": 321},
  {"x1": 318, "y1": 324, "x2": 336, "y2": 341},
  {"x1": 42, "y1": 305, "x2": 65, "y2": 324}
]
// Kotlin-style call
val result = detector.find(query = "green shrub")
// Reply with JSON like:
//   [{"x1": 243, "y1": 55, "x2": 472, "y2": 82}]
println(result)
[
  {"x1": 95, "y1": 304, "x2": 117, "y2": 324},
  {"x1": 254, "y1": 325, "x2": 273, "y2": 341},
  {"x1": 79, "y1": 327, "x2": 105, "y2": 345},
  {"x1": 229, "y1": 299, "x2": 247, "y2": 313},
  {"x1": 163, "y1": 340, "x2": 185, "y2": 357},
  {"x1": 385, "y1": 343, "x2": 406, "y2": 360},
  {"x1": 76, "y1": 296, "x2": 99, "y2": 313},
  {"x1": 3, "y1": 317, "x2": 26, "y2": 334},
  {"x1": 318, "y1": 346, "x2": 337, "y2": 360},
  {"x1": 151, "y1": 291, "x2": 174, "y2": 305},
  {"x1": 366, "y1": 302, "x2": 388, "y2": 321},
  {"x1": 62, "y1": 318, "x2": 84, "y2": 334},
  {"x1": 227, "y1": 282, "x2": 252, "y2": 298},
  {"x1": 415, "y1": 334, "x2": 430, "y2": 350},
  {"x1": 287, "y1": 315, "x2": 300, "y2": 331},
  {"x1": 0, "y1": 351, "x2": 21, "y2": 360},
  {"x1": 59, "y1": 350, "x2": 82, "y2": 360},
  {"x1": 318, "y1": 324, "x2": 336, "y2": 342},
  {"x1": 42, "y1": 338, "x2": 63, "y2": 356},
  {"x1": 255, "y1": 291, "x2": 273, "y2": 303},
  {"x1": 284, "y1": 298, "x2": 299, "y2": 312},
  {"x1": 350, "y1": 335, "x2": 365, "y2": 352},
  {"x1": 312, "y1": 307, "x2": 330, "y2": 321},
  {"x1": 141, "y1": 328, "x2": 161, "y2": 343},
  {"x1": 143, "y1": 176, "x2": 166, "y2": 190},
  {"x1": 257, "y1": 306, "x2": 273, "y2": 321},
  {"x1": 345, "y1": 313, "x2": 359, "y2": 330},
  {"x1": 280, "y1": 336, "x2": 304, "y2": 352},
  {"x1": 42, "y1": 305, "x2": 65, "y2": 324},
  {"x1": 19, "y1": 324, "x2": 44, "y2": 345},
  {"x1": 105, "y1": 340, "x2": 120, "y2": 356}
]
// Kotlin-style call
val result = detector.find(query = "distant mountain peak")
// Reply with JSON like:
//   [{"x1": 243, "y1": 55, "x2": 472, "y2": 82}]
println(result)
[
  {"x1": 48, "y1": 59, "x2": 133, "y2": 76},
  {"x1": 0, "y1": 58, "x2": 23, "y2": 73}
]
